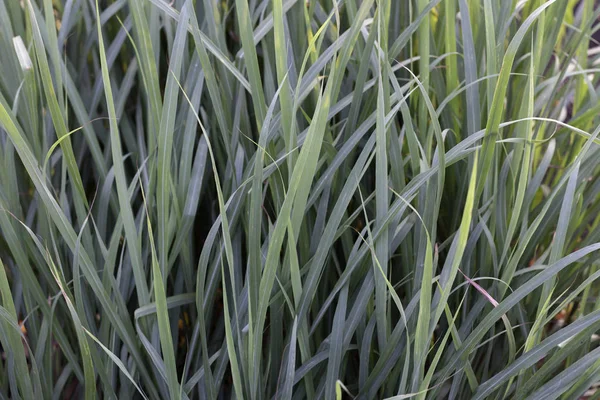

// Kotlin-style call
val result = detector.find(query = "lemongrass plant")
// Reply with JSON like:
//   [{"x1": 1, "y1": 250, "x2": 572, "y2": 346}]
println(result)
[{"x1": 1, "y1": 0, "x2": 600, "y2": 399}]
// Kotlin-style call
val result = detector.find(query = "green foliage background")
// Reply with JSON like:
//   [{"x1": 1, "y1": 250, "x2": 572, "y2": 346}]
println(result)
[{"x1": 1, "y1": 0, "x2": 600, "y2": 398}]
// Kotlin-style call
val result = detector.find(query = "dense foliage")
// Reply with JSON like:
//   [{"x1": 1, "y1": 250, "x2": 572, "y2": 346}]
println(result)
[{"x1": 1, "y1": 0, "x2": 600, "y2": 398}]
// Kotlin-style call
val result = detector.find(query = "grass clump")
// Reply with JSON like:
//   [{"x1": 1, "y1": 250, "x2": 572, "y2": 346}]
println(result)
[{"x1": 1, "y1": 0, "x2": 600, "y2": 398}]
